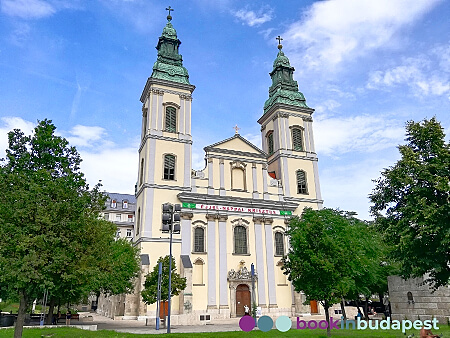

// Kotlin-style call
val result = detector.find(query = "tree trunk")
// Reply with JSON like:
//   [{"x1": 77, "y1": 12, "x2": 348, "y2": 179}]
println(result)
[
  {"x1": 378, "y1": 292, "x2": 383, "y2": 303},
  {"x1": 363, "y1": 296, "x2": 369, "y2": 320},
  {"x1": 45, "y1": 297, "x2": 55, "y2": 325},
  {"x1": 14, "y1": 289, "x2": 28, "y2": 338},
  {"x1": 324, "y1": 301, "x2": 331, "y2": 337},
  {"x1": 340, "y1": 297, "x2": 347, "y2": 320}
]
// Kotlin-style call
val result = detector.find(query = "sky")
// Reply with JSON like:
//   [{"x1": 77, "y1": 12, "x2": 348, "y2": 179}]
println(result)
[{"x1": 0, "y1": 0, "x2": 449, "y2": 219}]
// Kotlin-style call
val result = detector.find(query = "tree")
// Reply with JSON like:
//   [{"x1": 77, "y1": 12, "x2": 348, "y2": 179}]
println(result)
[
  {"x1": 141, "y1": 256, "x2": 186, "y2": 317},
  {"x1": 283, "y1": 208, "x2": 386, "y2": 336},
  {"x1": 370, "y1": 117, "x2": 450, "y2": 289},
  {"x1": 0, "y1": 120, "x2": 139, "y2": 336}
]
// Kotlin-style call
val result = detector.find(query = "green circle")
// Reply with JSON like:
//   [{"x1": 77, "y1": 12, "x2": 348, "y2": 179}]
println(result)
[
  {"x1": 276, "y1": 316, "x2": 292, "y2": 332},
  {"x1": 258, "y1": 316, "x2": 273, "y2": 332}
]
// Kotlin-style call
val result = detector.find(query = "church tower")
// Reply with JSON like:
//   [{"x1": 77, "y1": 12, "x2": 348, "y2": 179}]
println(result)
[
  {"x1": 257, "y1": 38, "x2": 323, "y2": 207},
  {"x1": 135, "y1": 10, "x2": 195, "y2": 244}
]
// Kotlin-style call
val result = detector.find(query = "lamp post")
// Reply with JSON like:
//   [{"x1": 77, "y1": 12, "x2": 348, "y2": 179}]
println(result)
[
  {"x1": 251, "y1": 263, "x2": 256, "y2": 322},
  {"x1": 161, "y1": 203, "x2": 181, "y2": 334}
]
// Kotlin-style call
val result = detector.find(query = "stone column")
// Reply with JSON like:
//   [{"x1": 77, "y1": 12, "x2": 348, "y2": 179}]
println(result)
[
  {"x1": 264, "y1": 218, "x2": 277, "y2": 308},
  {"x1": 253, "y1": 217, "x2": 267, "y2": 308},
  {"x1": 206, "y1": 214, "x2": 217, "y2": 309},
  {"x1": 219, "y1": 159, "x2": 226, "y2": 196},
  {"x1": 262, "y1": 164, "x2": 269, "y2": 200},
  {"x1": 179, "y1": 95, "x2": 185, "y2": 134},
  {"x1": 181, "y1": 212, "x2": 193, "y2": 256},
  {"x1": 208, "y1": 158, "x2": 214, "y2": 195},
  {"x1": 252, "y1": 164, "x2": 259, "y2": 199},
  {"x1": 218, "y1": 214, "x2": 229, "y2": 310}
]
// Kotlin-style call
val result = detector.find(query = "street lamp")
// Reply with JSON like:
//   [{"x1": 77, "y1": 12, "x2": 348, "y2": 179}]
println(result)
[{"x1": 161, "y1": 203, "x2": 181, "y2": 334}]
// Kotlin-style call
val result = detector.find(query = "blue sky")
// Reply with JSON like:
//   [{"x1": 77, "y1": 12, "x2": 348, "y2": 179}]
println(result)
[{"x1": 0, "y1": 0, "x2": 449, "y2": 219}]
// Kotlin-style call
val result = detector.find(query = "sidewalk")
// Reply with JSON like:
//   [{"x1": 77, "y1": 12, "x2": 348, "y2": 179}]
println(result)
[{"x1": 81, "y1": 312, "x2": 329, "y2": 335}]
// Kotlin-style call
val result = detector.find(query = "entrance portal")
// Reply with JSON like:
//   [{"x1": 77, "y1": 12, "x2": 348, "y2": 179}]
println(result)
[{"x1": 236, "y1": 284, "x2": 251, "y2": 317}]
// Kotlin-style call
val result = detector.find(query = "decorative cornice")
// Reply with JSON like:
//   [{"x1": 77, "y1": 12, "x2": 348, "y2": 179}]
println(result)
[
  {"x1": 204, "y1": 146, "x2": 267, "y2": 159},
  {"x1": 140, "y1": 78, "x2": 195, "y2": 103},
  {"x1": 267, "y1": 151, "x2": 318, "y2": 165},
  {"x1": 204, "y1": 154, "x2": 267, "y2": 165},
  {"x1": 134, "y1": 237, "x2": 182, "y2": 245},
  {"x1": 257, "y1": 104, "x2": 314, "y2": 125},
  {"x1": 218, "y1": 214, "x2": 228, "y2": 221},
  {"x1": 139, "y1": 133, "x2": 193, "y2": 152},
  {"x1": 163, "y1": 101, "x2": 181, "y2": 109},
  {"x1": 177, "y1": 192, "x2": 299, "y2": 211},
  {"x1": 180, "y1": 212, "x2": 194, "y2": 220},
  {"x1": 283, "y1": 196, "x2": 324, "y2": 204},
  {"x1": 205, "y1": 214, "x2": 218, "y2": 221},
  {"x1": 151, "y1": 89, "x2": 165, "y2": 95}
]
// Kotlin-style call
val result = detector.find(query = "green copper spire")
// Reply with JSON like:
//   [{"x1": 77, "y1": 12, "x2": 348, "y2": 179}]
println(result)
[
  {"x1": 263, "y1": 37, "x2": 309, "y2": 113},
  {"x1": 150, "y1": 7, "x2": 191, "y2": 85}
]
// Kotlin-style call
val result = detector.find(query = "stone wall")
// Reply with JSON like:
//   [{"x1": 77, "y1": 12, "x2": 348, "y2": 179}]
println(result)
[{"x1": 388, "y1": 275, "x2": 450, "y2": 325}]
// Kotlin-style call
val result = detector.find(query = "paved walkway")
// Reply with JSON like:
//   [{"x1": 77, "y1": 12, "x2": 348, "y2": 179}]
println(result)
[{"x1": 77, "y1": 312, "x2": 329, "y2": 334}]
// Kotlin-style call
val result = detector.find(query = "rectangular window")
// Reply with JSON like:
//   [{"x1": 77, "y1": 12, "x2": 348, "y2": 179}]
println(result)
[
  {"x1": 122, "y1": 200, "x2": 128, "y2": 209},
  {"x1": 292, "y1": 128, "x2": 303, "y2": 151},
  {"x1": 116, "y1": 214, "x2": 121, "y2": 222},
  {"x1": 128, "y1": 214, "x2": 134, "y2": 223},
  {"x1": 165, "y1": 107, "x2": 177, "y2": 133},
  {"x1": 116, "y1": 230, "x2": 121, "y2": 238},
  {"x1": 111, "y1": 200, "x2": 117, "y2": 208},
  {"x1": 164, "y1": 154, "x2": 176, "y2": 180},
  {"x1": 103, "y1": 213, "x2": 109, "y2": 221},
  {"x1": 267, "y1": 132, "x2": 274, "y2": 155},
  {"x1": 126, "y1": 229, "x2": 132, "y2": 237},
  {"x1": 297, "y1": 170, "x2": 308, "y2": 194}
]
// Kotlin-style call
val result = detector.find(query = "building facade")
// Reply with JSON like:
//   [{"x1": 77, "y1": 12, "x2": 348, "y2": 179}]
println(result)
[
  {"x1": 99, "y1": 13, "x2": 324, "y2": 323},
  {"x1": 101, "y1": 192, "x2": 136, "y2": 241}
]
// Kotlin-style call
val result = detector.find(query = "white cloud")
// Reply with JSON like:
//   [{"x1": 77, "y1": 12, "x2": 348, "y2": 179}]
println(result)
[
  {"x1": 282, "y1": 0, "x2": 441, "y2": 71},
  {"x1": 367, "y1": 47, "x2": 450, "y2": 98},
  {"x1": 233, "y1": 6, "x2": 273, "y2": 27},
  {"x1": 66, "y1": 125, "x2": 108, "y2": 148},
  {"x1": 314, "y1": 114, "x2": 405, "y2": 156},
  {"x1": 0, "y1": 117, "x2": 35, "y2": 160},
  {"x1": 1, "y1": 0, "x2": 56, "y2": 19}
]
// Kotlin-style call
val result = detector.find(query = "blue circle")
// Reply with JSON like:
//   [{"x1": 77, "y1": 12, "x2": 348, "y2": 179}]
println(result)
[
  {"x1": 276, "y1": 316, "x2": 292, "y2": 332},
  {"x1": 258, "y1": 315, "x2": 273, "y2": 332}
]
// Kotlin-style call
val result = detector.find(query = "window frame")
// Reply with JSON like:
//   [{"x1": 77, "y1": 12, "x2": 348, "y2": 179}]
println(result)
[
  {"x1": 233, "y1": 225, "x2": 248, "y2": 255},
  {"x1": 122, "y1": 200, "x2": 128, "y2": 209},
  {"x1": 193, "y1": 226, "x2": 206, "y2": 253},
  {"x1": 111, "y1": 199, "x2": 117, "y2": 208},
  {"x1": 292, "y1": 127, "x2": 304, "y2": 151},
  {"x1": 274, "y1": 231, "x2": 285, "y2": 256},
  {"x1": 126, "y1": 229, "x2": 132, "y2": 238},
  {"x1": 266, "y1": 131, "x2": 274, "y2": 155},
  {"x1": 163, "y1": 154, "x2": 176, "y2": 181},
  {"x1": 296, "y1": 169, "x2": 308, "y2": 194},
  {"x1": 164, "y1": 106, "x2": 177, "y2": 133}
]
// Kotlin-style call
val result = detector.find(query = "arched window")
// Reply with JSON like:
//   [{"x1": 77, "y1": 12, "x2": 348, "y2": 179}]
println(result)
[
  {"x1": 194, "y1": 227, "x2": 205, "y2": 253},
  {"x1": 139, "y1": 159, "x2": 144, "y2": 186},
  {"x1": 136, "y1": 208, "x2": 141, "y2": 235},
  {"x1": 296, "y1": 170, "x2": 308, "y2": 194},
  {"x1": 292, "y1": 128, "x2": 303, "y2": 151},
  {"x1": 165, "y1": 106, "x2": 177, "y2": 133},
  {"x1": 163, "y1": 154, "x2": 176, "y2": 180},
  {"x1": 193, "y1": 259, "x2": 204, "y2": 285},
  {"x1": 275, "y1": 232, "x2": 284, "y2": 256},
  {"x1": 267, "y1": 131, "x2": 274, "y2": 155},
  {"x1": 234, "y1": 225, "x2": 247, "y2": 254}
]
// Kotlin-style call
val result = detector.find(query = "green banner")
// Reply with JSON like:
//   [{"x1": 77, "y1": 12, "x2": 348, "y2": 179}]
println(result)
[
  {"x1": 279, "y1": 210, "x2": 292, "y2": 216},
  {"x1": 182, "y1": 202, "x2": 196, "y2": 209}
]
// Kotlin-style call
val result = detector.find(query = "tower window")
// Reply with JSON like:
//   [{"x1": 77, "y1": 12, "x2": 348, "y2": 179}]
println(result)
[
  {"x1": 194, "y1": 227, "x2": 205, "y2": 253},
  {"x1": 139, "y1": 159, "x2": 144, "y2": 186},
  {"x1": 296, "y1": 170, "x2": 308, "y2": 194},
  {"x1": 267, "y1": 132, "x2": 274, "y2": 155},
  {"x1": 292, "y1": 128, "x2": 303, "y2": 151},
  {"x1": 163, "y1": 154, "x2": 176, "y2": 180},
  {"x1": 136, "y1": 208, "x2": 141, "y2": 235},
  {"x1": 165, "y1": 106, "x2": 177, "y2": 133},
  {"x1": 275, "y1": 232, "x2": 284, "y2": 256},
  {"x1": 234, "y1": 226, "x2": 247, "y2": 254}
]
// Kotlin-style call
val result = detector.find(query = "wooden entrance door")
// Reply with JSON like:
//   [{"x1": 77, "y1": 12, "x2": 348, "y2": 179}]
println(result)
[
  {"x1": 236, "y1": 284, "x2": 250, "y2": 317},
  {"x1": 159, "y1": 301, "x2": 168, "y2": 318},
  {"x1": 310, "y1": 300, "x2": 318, "y2": 314}
]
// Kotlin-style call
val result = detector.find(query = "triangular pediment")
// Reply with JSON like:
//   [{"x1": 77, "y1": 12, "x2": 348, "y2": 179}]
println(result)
[{"x1": 204, "y1": 134, "x2": 266, "y2": 157}]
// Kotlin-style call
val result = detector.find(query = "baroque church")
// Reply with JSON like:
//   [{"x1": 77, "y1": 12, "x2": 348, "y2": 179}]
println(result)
[{"x1": 97, "y1": 12, "x2": 324, "y2": 323}]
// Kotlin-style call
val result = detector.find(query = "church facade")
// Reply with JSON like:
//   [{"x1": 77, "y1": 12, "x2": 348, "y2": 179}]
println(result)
[{"x1": 99, "y1": 13, "x2": 324, "y2": 323}]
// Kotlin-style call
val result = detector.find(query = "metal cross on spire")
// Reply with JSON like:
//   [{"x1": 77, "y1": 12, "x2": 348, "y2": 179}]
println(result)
[
  {"x1": 276, "y1": 35, "x2": 283, "y2": 50},
  {"x1": 166, "y1": 6, "x2": 174, "y2": 21},
  {"x1": 233, "y1": 124, "x2": 241, "y2": 134}
]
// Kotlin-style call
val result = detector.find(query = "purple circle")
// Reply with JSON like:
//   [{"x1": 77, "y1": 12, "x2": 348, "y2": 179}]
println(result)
[{"x1": 239, "y1": 316, "x2": 256, "y2": 332}]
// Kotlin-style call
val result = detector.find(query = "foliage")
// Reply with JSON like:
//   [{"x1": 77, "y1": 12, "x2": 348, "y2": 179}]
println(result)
[
  {"x1": 141, "y1": 255, "x2": 186, "y2": 305},
  {"x1": 0, "y1": 120, "x2": 139, "y2": 336},
  {"x1": 370, "y1": 117, "x2": 450, "y2": 289},
  {"x1": 283, "y1": 208, "x2": 388, "y2": 336}
]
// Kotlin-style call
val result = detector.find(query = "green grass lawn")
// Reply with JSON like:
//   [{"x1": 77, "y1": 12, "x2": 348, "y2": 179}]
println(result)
[{"x1": 0, "y1": 326, "x2": 449, "y2": 338}]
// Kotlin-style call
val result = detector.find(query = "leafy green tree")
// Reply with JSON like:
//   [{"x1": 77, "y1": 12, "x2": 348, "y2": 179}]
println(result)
[
  {"x1": 141, "y1": 256, "x2": 186, "y2": 317},
  {"x1": 283, "y1": 208, "x2": 386, "y2": 336},
  {"x1": 0, "y1": 120, "x2": 138, "y2": 336},
  {"x1": 370, "y1": 117, "x2": 450, "y2": 289}
]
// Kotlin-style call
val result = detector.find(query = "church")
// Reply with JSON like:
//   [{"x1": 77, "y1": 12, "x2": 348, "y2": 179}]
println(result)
[{"x1": 97, "y1": 11, "x2": 324, "y2": 323}]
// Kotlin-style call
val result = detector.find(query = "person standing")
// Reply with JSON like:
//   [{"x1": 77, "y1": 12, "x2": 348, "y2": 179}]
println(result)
[{"x1": 66, "y1": 310, "x2": 71, "y2": 325}]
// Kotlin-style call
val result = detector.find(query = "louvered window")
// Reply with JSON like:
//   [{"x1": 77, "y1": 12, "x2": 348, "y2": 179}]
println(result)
[
  {"x1": 292, "y1": 128, "x2": 303, "y2": 151},
  {"x1": 164, "y1": 154, "x2": 175, "y2": 180},
  {"x1": 267, "y1": 132, "x2": 274, "y2": 155},
  {"x1": 194, "y1": 227, "x2": 205, "y2": 252},
  {"x1": 165, "y1": 107, "x2": 177, "y2": 132},
  {"x1": 234, "y1": 226, "x2": 247, "y2": 254},
  {"x1": 275, "y1": 232, "x2": 284, "y2": 256},
  {"x1": 296, "y1": 170, "x2": 308, "y2": 194}
]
